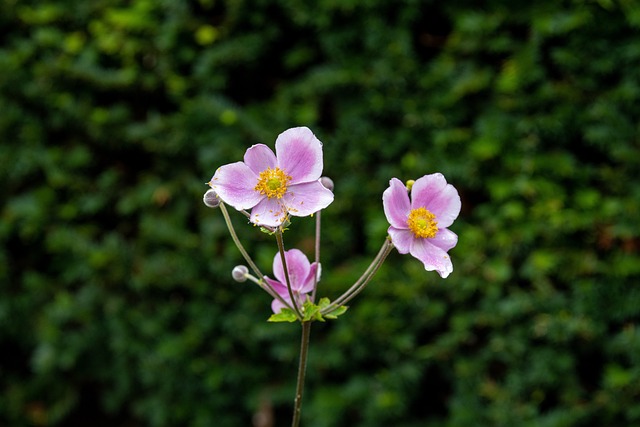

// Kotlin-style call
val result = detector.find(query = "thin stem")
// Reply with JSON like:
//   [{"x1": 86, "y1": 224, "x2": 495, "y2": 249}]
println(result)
[
  {"x1": 276, "y1": 229, "x2": 303, "y2": 319},
  {"x1": 322, "y1": 239, "x2": 394, "y2": 314},
  {"x1": 291, "y1": 321, "x2": 312, "y2": 427},
  {"x1": 219, "y1": 202, "x2": 292, "y2": 310},
  {"x1": 244, "y1": 273, "x2": 283, "y2": 301},
  {"x1": 310, "y1": 211, "x2": 321, "y2": 302},
  {"x1": 219, "y1": 202, "x2": 263, "y2": 278}
]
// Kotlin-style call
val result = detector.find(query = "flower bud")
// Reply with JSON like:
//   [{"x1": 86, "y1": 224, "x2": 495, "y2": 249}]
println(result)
[
  {"x1": 405, "y1": 179, "x2": 415, "y2": 192},
  {"x1": 231, "y1": 265, "x2": 249, "y2": 282},
  {"x1": 320, "y1": 176, "x2": 334, "y2": 191},
  {"x1": 203, "y1": 189, "x2": 220, "y2": 208}
]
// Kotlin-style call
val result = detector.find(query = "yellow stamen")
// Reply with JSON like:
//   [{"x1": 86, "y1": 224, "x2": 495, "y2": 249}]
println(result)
[
  {"x1": 254, "y1": 167, "x2": 292, "y2": 199},
  {"x1": 407, "y1": 207, "x2": 438, "y2": 239}
]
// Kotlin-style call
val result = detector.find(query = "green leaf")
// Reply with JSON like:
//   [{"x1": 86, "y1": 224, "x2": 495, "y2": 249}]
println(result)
[
  {"x1": 323, "y1": 305, "x2": 348, "y2": 320},
  {"x1": 302, "y1": 299, "x2": 324, "y2": 322},
  {"x1": 267, "y1": 308, "x2": 297, "y2": 323}
]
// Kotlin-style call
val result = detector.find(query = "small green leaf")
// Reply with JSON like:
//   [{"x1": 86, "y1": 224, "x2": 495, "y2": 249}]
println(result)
[
  {"x1": 302, "y1": 299, "x2": 324, "y2": 322},
  {"x1": 267, "y1": 308, "x2": 297, "y2": 322},
  {"x1": 324, "y1": 305, "x2": 348, "y2": 320}
]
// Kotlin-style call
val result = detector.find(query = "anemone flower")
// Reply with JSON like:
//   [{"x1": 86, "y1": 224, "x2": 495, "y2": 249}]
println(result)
[
  {"x1": 208, "y1": 127, "x2": 334, "y2": 227},
  {"x1": 382, "y1": 174, "x2": 461, "y2": 278},
  {"x1": 265, "y1": 249, "x2": 319, "y2": 314}
]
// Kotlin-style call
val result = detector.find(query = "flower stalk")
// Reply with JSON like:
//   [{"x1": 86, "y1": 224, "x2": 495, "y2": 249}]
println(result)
[
  {"x1": 291, "y1": 321, "x2": 311, "y2": 427},
  {"x1": 323, "y1": 238, "x2": 394, "y2": 314},
  {"x1": 219, "y1": 202, "x2": 293, "y2": 311}
]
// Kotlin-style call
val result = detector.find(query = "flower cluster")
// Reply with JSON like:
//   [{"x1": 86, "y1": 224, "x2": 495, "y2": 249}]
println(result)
[
  {"x1": 204, "y1": 126, "x2": 461, "y2": 427},
  {"x1": 205, "y1": 126, "x2": 461, "y2": 316}
]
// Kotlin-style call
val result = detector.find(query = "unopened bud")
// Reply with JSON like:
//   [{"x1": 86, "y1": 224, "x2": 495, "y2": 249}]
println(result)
[
  {"x1": 232, "y1": 265, "x2": 249, "y2": 282},
  {"x1": 405, "y1": 180, "x2": 415, "y2": 192},
  {"x1": 203, "y1": 189, "x2": 220, "y2": 208},
  {"x1": 320, "y1": 176, "x2": 334, "y2": 191}
]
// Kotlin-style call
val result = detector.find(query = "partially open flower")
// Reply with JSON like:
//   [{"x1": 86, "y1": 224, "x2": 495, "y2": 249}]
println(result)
[
  {"x1": 382, "y1": 174, "x2": 461, "y2": 278},
  {"x1": 208, "y1": 127, "x2": 334, "y2": 227},
  {"x1": 264, "y1": 249, "x2": 319, "y2": 313}
]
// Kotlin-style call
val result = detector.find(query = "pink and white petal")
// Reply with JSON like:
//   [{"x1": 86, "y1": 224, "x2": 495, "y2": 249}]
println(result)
[
  {"x1": 249, "y1": 197, "x2": 288, "y2": 228},
  {"x1": 429, "y1": 228, "x2": 458, "y2": 252},
  {"x1": 410, "y1": 238, "x2": 454, "y2": 278},
  {"x1": 272, "y1": 249, "x2": 311, "y2": 292},
  {"x1": 209, "y1": 162, "x2": 263, "y2": 209},
  {"x1": 388, "y1": 227, "x2": 414, "y2": 254},
  {"x1": 410, "y1": 173, "x2": 448, "y2": 210},
  {"x1": 300, "y1": 262, "x2": 320, "y2": 294},
  {"x1": 264, "y1": 276, "x2": 285, "y2": 293},
  {"x1": 425, "y1": 183, "x2": 461, "y2": 228},
  {"x1": 383, "y1": 178, "x2": 411, "y2": 229},
  {"x1": 244, "y1": 144, "x2": 277, "y2": 174},
  {"x1": 283, "y1": 181, "x2": 334, "y2": 217},
  {"x1": 271, "y1": 297, "x2": 291, "y2": 314},
  {"x1": 275, "y1": 127, "x2": 323, "y2": 184}
]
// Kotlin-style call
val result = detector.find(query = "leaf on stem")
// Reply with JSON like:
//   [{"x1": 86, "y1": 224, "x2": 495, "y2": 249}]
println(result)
[{"x1": 268, "y1": 308, "x2": 298, "y2": 322}]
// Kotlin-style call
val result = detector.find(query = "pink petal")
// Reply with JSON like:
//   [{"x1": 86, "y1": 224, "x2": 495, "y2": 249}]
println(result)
[
  {"x1": 383, "y1": 178, "x2": 411, "y2": 229},
  {"x1": 429, "y1": 228, "x2": 458, "y2": 252},
  {"x1": 271, "y1": 298, "x2": 289, "y2": 314},
  {"x1": 244, "y1": 144, "x2": 277, "y2": 174},
  {"x1": 275, "y1": 127, "x2": 323, "y2": 184},
  {"x1": 272, "y1": 249, "x2": 311, "y2": 292},
  {"x1": 411, "y1": 173, "x2": 461, "y2": 228},
  {"x1": 410, "y1": 238, "x2": 454, "y2": 278},
  {"x1": 265, "y1": 276, "x2": 287, "y2": 296},
  {"x1": 410, "y1": 173, "x2": 447, "y2": 208},
  {"x1": 299, "y1": 262, "x2": 320, "y2": 294},
  {"x1": 272, "y1": 292, "x2": 308, "y2": 314},
  {"x1": 282, "y1": 181, "x2": 334, "y2": 217},
  {"x1": 249, "y1": 197, "x2": 288, "y2": 227},
  {"x1": 388, "y1": 227, "x2": 414, "y2": 254},
  {"x1": 209, "y1": 162, "x2": 263, "y2": 209}
]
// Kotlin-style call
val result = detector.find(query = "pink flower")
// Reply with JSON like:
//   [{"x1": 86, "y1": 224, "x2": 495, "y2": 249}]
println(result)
[
  {"x1": 264, "y1": 249, "x2": 319, "y2": 314},
  {"x1": 208, "y1": 127, "x2": 334, "y2": 227},
  {"x1": 382, "y1": 174, "x2": 461, "y2": 278}
]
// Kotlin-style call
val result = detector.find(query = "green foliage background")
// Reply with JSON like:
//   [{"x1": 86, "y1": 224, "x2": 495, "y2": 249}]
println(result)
[{"x1": 2, "y1": 0, "x2": 640, "y2": 426}]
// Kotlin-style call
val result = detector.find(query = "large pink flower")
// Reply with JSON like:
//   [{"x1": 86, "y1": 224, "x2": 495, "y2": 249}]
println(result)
[
  {"x1": 382, "y1": 174, "x2": 461, "y2": 278},
  {"x1": 264, "y1": 249, "x2": 319, "y2": 314},
  {"x1": 208, "y1": 127, "x2": 334, "y2": 227}
]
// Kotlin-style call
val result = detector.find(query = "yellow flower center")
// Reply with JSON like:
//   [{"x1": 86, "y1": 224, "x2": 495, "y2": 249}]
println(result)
[
  {"x1": 407, "y1": 207, "x2": 438, "y2": 239},
  {"x1": 254, "y1": 167, "x2": 292, "y2": 199}
]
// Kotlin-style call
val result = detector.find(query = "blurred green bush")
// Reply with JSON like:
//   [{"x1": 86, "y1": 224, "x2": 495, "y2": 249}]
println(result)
[{"x1": 1, "y1": 0, "x2": 639, "y2": 426}]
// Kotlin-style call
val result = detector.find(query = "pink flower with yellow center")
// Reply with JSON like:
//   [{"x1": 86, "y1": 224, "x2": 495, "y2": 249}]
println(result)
[
  {"x1": 208, "y1": 127, "x2": 334, "y2": 227},
  {"x1": 382, "y1": 174, "x2": 461, "y2": 278},
  {"x1": 264, "y1": 249, "x2": 319, "y2": 314}
]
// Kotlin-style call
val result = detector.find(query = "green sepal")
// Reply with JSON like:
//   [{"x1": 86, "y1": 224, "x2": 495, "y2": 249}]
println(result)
[
  {"x1": 302, "y1": 299, "x2": 324, "y2": 322},
  {"x1": 317, "y1": 297, "x2": 348, "y2": 319},
  {"x1": 267, "y1": 298, "x2": 349, "y2": 323},
  {"x1": 267, "y1": 308, "x2": 297, "y2": 322}
]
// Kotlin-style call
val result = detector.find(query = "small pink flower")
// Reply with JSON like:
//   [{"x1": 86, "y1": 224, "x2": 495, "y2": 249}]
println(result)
[
  {"x1": 382, "y1": 174, "x2": 461, "y2": 278},
  {"x1": 264, "y1": 249, "x2": 319, "y2": 314},
  {"x1": 208, "y1": 127, "x2": 334, "y2": 227}
]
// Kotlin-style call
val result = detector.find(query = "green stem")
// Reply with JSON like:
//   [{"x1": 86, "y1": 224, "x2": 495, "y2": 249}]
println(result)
[
  {"x1": 276, "y1": 230, "x2": 303, "y2": 319},
  {"x1": 219, "y1": 203, "x2": 291, "y2": 310},
  {"x1": 291, "y1": 321, "x2": 312, "y2": 427},
  {"x1": 323, "y1": 239, "x2": 394, "y2": 314},
  {"x1": 219, "y1": 202, "x2": 263, "y2": 278}
]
